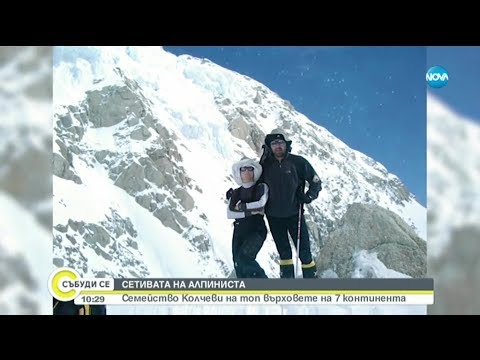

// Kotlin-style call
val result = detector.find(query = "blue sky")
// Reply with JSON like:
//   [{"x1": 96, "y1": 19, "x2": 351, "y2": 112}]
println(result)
[
  {"x1": 165, "y1": 46, "x2": 426, "y2": 206},
  {"x1": 427, "y1": 46, "x2": 480, "y2": 123}
]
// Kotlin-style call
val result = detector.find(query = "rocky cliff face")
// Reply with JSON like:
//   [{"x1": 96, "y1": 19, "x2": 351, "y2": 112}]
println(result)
[
  {"x1": 317, "y1": 203, "x2": 426, "y2": 278},
  {"x1": 53, "y1": 47, "x2": 426, "y2": 282}
]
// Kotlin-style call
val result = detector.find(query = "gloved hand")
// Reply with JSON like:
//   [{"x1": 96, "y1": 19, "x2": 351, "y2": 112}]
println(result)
[
  {"x1": 297, "y1": 190, "x2": 312, "y2": 204},
  {"x1": 235, "y1": 201, "x2": 246, "y2": 211},
  {"x1": 226, "y1": 188, "x2": 233, "y2": 200},
  {"x1": 259, "y1": 144, "x2": 272, "y2": 165}
]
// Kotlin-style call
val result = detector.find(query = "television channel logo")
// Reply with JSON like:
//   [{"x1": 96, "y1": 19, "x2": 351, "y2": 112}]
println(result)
[{"x1": 426, "y1": 66, "x2": 449, "y2": 88}]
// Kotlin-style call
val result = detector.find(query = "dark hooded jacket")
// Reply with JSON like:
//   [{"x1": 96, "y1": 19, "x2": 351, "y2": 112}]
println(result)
[{"x1": 259, "y1": 133, "x2": 322, "y2": 218}]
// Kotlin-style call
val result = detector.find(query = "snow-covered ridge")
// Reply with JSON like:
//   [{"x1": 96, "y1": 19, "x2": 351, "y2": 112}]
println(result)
[{"x1": 53, "y1": 46, "x2": 427, "y2": 315}]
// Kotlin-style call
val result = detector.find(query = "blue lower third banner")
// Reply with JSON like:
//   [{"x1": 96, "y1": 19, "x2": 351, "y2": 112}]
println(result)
[{"x1": 49, "y1": 268, "x2": 434, "y2": 306}]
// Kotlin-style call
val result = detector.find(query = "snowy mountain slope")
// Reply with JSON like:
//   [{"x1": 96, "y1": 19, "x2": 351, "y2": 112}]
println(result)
[
  {"x1": 0, "y1": 46, "x2": 52, "y2": 314},
  {"x1": 0, "y1": 46, "x2": 52, "y2": 229},
  {"x1": 0, "y1": 192, "x2": 52, "y2": 314},
  {"x1": 53, "y1": 46, "x2": 426, "y2": 314},
  {"x1": 427, "y1": 94, "x2": 480, "y2": 315},
  {"x1": 427, "y1": 94, "x2": 480, "y2": 259}
]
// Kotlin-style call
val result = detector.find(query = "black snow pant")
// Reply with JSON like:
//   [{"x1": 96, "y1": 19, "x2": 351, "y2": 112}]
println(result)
[
  {"x1": 267, "y1": 213, "x2": 317, "y2": 278},
  {"x1": 232, "y1": 215, "x2": 268, "y2": 278}
]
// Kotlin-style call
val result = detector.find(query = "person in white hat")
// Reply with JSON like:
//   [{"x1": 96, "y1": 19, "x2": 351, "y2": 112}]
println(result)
[{"x1": 226, "y1": 157, "x2": 269, "y2": 278}]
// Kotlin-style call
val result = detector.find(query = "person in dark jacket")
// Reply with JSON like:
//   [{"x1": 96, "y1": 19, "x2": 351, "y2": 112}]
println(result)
[
  {"x1": 259, "y1": 130, "x2": 322, "y2": 278},
  {"x1": 226, "y1": 157, "x2": 269, "y2": 278},
  {"x1": 53, "y1": 298, "x2": 107, "y2": 315}
]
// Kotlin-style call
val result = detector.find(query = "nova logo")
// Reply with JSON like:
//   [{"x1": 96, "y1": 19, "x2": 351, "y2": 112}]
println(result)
[{"x1": 426, "y1": 66, "x2": 449, "y2": 88}]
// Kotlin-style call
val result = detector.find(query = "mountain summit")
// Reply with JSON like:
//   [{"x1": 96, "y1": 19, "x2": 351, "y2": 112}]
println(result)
[{"x1": 53, "y1": 46, "x2": 426, "y2": 286}]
